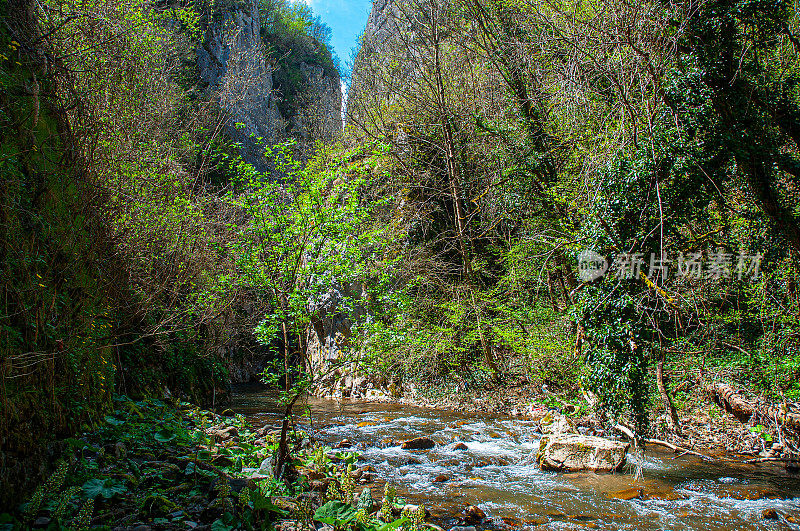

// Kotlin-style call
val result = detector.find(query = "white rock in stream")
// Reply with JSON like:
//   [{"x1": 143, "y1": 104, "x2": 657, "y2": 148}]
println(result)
[{"x1": 537, "y1": 434, "x2": 629, "y2": 472}]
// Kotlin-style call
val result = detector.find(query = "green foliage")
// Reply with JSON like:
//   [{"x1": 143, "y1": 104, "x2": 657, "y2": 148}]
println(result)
[
  {"x1": 314, "y1": 500, "x2": 359, "y2": 527},
  {"x1": 82, "y1": 478, "x2": 128, "y2": 500},
  {"x1": 7, "y1": 396, "x2": 332, "y2": 528},
  {"x1": 749, "y1": 424, "x2": 774, "y2": 444},
  {"x1": 315, "y1": 481, "x2": 412, "y2": 531},
  {"x1": 214, "y1": 139, "x2": 393, "y2": 399}
]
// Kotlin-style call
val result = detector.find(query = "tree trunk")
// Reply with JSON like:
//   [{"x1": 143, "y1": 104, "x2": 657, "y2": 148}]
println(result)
[
  {"x1": 431, "y1": 6, "x2": 471, "y2": 278},
  {"x1": 707, "y1": 382, "x2": 800, "y2": 431},
  {"x1": 273, "y1": 390, "x2": 302, "y2": 481},
  {"x1": 707, "y1": 383, "x2": 754, "y2": 422},
  {"x1": 742, "y1": 157, "x2": 800, "y2": 255},
  {"x1": 657, "y1": 354, "x2": 681, "y2": 434}
]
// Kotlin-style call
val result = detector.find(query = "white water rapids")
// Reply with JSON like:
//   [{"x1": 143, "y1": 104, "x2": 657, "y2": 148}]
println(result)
[{"x1": 232, "y1": 387, "x2": 800, "y2": 530}]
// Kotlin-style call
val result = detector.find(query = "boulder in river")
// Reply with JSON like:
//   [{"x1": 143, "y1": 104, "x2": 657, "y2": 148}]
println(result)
[
  {"x1": 537, "y1": 434, "x2": 629, "y2": 472},
  {"x1": 401, "y1": 437, "x2": 435, "y2": 450},
  {"x1": 461, "y1": 505, "x2": 486, "y2": 524}
]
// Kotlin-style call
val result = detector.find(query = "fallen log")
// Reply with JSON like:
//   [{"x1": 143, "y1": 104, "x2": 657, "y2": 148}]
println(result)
[
  {"x1": 644, "y1": 438, "x2": 715, "y2": 461},
  {"x1": 706, "y1": 383, "x2": 800, "y2": 432},
  {"x1": 707, "y1": 383, "x2": 753, "y2": 422}
]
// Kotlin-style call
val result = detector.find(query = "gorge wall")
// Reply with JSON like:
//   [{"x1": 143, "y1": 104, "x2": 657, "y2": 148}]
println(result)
[
  {"x1": 197, "y1": 0, "x2": 344, "y2": 382},
  {"x1": 198, "y1": 0, "x2": 342, "y2": 172}
]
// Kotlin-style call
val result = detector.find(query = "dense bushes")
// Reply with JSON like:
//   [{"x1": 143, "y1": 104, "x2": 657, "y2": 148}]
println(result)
[
  {"x1": 0, "y1": 0, "x2": 233, "y2": 502},
  {"x1": 345, "y1": 0, "x2": 800, "y2": 427},
  {"x1": 1, "y1": 0, "x2": 347, "y2": 500}
]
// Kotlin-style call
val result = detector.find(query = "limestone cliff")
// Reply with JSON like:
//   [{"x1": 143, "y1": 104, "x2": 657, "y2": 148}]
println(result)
[
  {"x1": 347, "y1": 0, "x2": 396, "y2": 126},
  {"x1": 198, "y1": 0, "x2": 342, "y2": 171},
  {"x1": 196, "y1": 0, "x2": 342, "y2": 382}
]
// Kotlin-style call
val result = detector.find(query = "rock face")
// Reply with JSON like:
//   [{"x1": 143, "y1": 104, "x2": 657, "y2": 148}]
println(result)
[
  {"x1": 198, "y1": 0, "x2": 281, "y2": 172},
  {"x1": 359, "y1": 0, "x2": 399, "y2": 51},
  {"x1": 347, "y1": 0, "x2": 406, "y2": 126},
  {"x1": 198, "y1": 0, "x2": 341, "y2": 171},
  {"x1": 305, "y1": 279, "x2": 407, "y2": 402},
  {"x1": 294, "y1": 61, "x2": 343, "y2": 142},
  {"x1": 537, "y1": 435, "x2": 629, "y2": 472},
  {"x1": 306, "y1": 280, "x2": 363, "y2": 385}
]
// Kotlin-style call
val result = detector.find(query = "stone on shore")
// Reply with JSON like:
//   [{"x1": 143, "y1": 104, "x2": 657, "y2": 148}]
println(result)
[{"x1": 537, "y1": 434, "x2": 629, "y2": 472}]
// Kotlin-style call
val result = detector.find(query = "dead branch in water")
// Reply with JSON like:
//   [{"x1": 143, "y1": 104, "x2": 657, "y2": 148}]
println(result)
[{"x1": 644, "y1": 438, "x2": 716, "y2": 461}]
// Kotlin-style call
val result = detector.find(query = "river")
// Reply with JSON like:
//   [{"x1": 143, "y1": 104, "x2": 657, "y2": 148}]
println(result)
[{"x1": 230, "y1": 385, "x2": 800, "y2": 530}]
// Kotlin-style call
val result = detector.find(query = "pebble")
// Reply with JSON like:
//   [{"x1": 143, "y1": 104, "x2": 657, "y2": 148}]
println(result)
[{"x1": 762, "y1": 508, "x2": 779, "y2": 520}]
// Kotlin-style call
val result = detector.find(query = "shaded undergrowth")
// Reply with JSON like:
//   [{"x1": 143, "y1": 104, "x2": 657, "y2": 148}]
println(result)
[{"x1": 1, "y1": 397, "x2": 428, "y2": 531}]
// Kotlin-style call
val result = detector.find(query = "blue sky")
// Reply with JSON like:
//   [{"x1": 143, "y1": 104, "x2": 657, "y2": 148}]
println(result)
[{"x1": 298, "y1": 0, "x2": 373, "y2": 76}]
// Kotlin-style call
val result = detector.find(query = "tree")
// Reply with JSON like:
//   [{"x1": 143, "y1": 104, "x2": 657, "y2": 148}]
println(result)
[{"x1": 223, "y1": 139, "x2": 390, "y2": 479}]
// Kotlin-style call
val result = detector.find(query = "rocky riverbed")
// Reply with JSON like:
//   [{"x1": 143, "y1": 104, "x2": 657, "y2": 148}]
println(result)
[{"x1": 232, "y1": 386, "x2": 800, "y2": 531}]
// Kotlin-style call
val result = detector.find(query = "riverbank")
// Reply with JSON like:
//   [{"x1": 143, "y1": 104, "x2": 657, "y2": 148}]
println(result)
[
  {"x1": 322, "y1": 377, "x2": 794, "y2": 459},
  {"x1": 1, "y1": 396, "x2": 443, "y2": 531},
  {"x1": 2, "y1": 397, "x2": 284, "y2": 529}
]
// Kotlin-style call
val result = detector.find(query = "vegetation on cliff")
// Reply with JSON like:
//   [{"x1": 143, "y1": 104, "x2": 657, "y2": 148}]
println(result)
[{"x1": 0, "y1": 0, "x2": 340, "y2": 506}]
